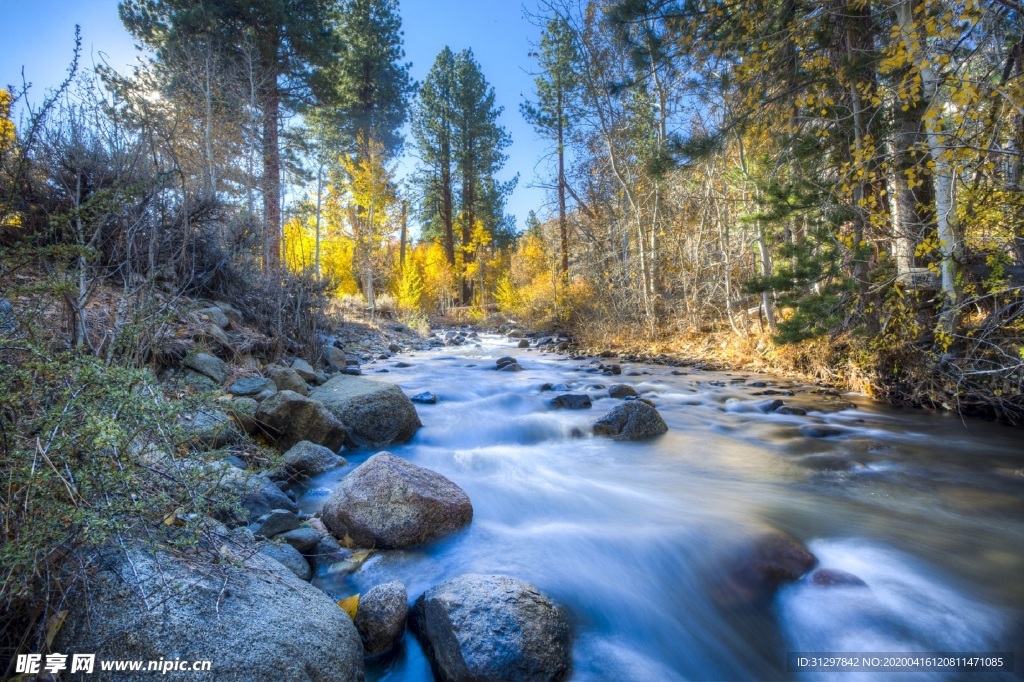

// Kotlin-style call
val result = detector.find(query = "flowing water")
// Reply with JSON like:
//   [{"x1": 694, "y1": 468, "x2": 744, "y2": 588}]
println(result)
[{"x1": 294, "y1": 334, "x2": 1024, "y2": 681}]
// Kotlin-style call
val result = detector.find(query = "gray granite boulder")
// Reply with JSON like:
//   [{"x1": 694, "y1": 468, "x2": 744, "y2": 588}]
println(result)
[
  {"x1": 354, "y1": 581, "x2": 408, "y2": 655},
  {"x1": 592, "y1": 401, "x2": 668, "y2": 440},
  {"x1": 258, "y1": 540, "x2": 312, "y2": 581},
  {"x1": 266, "y1": 365, "x2": 309, "y2": 396},
  {"x1": 608, "y1": 384, "x2": 638, "y2": 399},
  {"x1": 309, "y1": 375, "x2": 421, "y2": 449},
  {"x1": 55, "y1": 548, "x2": 363, "y2": 681},
  {"x1": 281, "y1": 440, "x2": 346, "y2": 480},
  {"x1": 184, "y1": 352, "x2": 228, "y2": 384},
  {"x1": 411, "y1": 574, "x2": 571, "y2": 682},
  {"x1": 229, "y1": 377, "x2": 277, "y2": 397},
  {"x1": 256, "y1": 390, "x2": 347, "y2": 452},
  {"x1": 321, "y1": 452, "x2": 472, "y2": 549}
]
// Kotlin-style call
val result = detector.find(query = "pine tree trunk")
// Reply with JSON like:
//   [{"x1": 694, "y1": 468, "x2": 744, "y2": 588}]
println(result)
[{"x1": 262, "y1": 73, "x2": 282, "y2": 272}]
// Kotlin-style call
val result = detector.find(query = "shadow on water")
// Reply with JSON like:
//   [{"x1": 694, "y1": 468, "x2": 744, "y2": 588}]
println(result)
[{"x1": 295, "y1": 335, "x2": 1024, "y2": 681}]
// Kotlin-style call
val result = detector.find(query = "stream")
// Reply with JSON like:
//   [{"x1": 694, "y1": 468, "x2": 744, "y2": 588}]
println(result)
[{"x1": 294, "y1": 333, "x2": 1024, "y2": 681}]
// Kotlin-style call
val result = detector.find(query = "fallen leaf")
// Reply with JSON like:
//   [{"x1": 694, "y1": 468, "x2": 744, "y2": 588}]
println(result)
[
  {"x1": 337, "y1": 594, "x2": 359, "y2": 619},
  {"x1": 44, "y1": 610, "x2": 68, "y2": 648}
]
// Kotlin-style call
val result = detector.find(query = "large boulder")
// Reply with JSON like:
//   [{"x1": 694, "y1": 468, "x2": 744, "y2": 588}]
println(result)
[
  {"x1": 411, "y1": 574, "x2": 571, "y2": 682},
  {"x1": 354, "y1": 581, "x2": 408, "y2": 655},
  {"x1": 266, "y1": 365, "x2": 309, "y2": 396},
  {"x1": 309, "y1": 375, "x2": 421, "y2": 449},
  {"x1": 281, "y1": 440, "x2": 346, "y2": 480},
  {"x1": 184, "y1": 352, "x2": 228, "y2": 384},
  {"x1": 592, "y1": 401, "x2": 668, "y2": 440},
  {"x1": 321, "y1": 452, "x2": 472, "y2": 549},
  {"x1": 256, "y1": 390, "x2": 347, "y2": 452},
  {"x1": 55, "y1": 548, "x2": 363, "y2": 681}
]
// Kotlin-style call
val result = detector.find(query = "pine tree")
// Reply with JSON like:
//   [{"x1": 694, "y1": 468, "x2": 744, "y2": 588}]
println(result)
[
  {"x1": 412, "y1": 47, "x2": 459, "y2": 268},
  {"x1": 329, "y1": 0, "x2": 414, "y2": 156},
  {"x1": 522, "y1": 17, "x2": 578, "y2": 285},
  {"x1": 412, "y1": 47, "x2": 512, "y2": 305},
  {"x1": 119, "y1": 0, "x2": 343, "y2": 271}
]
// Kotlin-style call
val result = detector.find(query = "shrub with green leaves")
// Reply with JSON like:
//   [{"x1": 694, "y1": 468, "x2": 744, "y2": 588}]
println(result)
[{"x1": 0, "y1": 342, "x2": 238, "y2": 660}]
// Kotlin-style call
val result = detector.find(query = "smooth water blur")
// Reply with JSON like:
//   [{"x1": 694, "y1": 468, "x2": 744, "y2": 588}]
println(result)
[{"x1": 295, "y1": 335, "x2": 1024, "y2": 681}]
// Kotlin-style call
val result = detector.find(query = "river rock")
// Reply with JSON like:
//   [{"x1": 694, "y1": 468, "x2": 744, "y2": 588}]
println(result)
[
  {"x1": 266, "y1": 365, "x2": 309, "y2": 396},
  {"x1": 499, "y1": 362, "x2": 524, "y2": 372},
  {"x1": 355, "y1": 581, "x2": 408, "y2": 655},
  {"x1": 255, "y1": 390, "x2": 347, "y2": 452},
  {"x1": 808, "y1": 568, "x2": 867, "y2": 588},
  {"x1": 608, "y1": 384, "x2": 638, "y2": 399},
  {"x1": 183, "y1": 408, "x2": 240, "y2": 449},
  {"x1": 325, "y1": 345, "x2": 347, "y2": 368},
  {"x1": 592, "y1": 401, "x2": 668, "y2": 440},
  {"x1": 215, "y1": 470, "x2": 298, "y2": 523},
  {"x1": 411, "y1": 574, "x2": 571, "y2": 682},
  {"x1": 495, "y1": 356, "x2": 516, "y2": 368},
  {"x1": 518, "y1": 339, "x2": 530, "y2": 348},
  {"x1": 184, "y1": 352, "x2": 229, "y2": 384},
  {"x1": 800, "y1": 424, "x2": 846, "y2": 438},
  {"x1": 258, "y1": 540, "x2": 312, "y2": 581},
  {"x1": 290, "y1": 357, "x2": 318, "y2": 382},
  {"x1": 321, "y1": 452, "x2": 472, "y2": 549},
  {"x1": 277, "y1": 526, "x2": 322, "y2": 554},
  {"x1": 549, "y1": 394, "x2": 592, "y2": 409},
  {"x1": 309, "y1": 375, "x2": 421, "y2": 449},
  {"x1": 252, "y1": 509, "x2": 302, "y2": 538},
  {"x1": 712, "y1": 530, "x2": 818, "y2": 606},
  {"x1": 281, "y1": 440, "x2": 346, "y2": 480},
  {"x1": 411, "y1": 391, "x2": 437, "y2": 404},
  {"x1": 54, "y1": 547, "x2": 362, "y2": 681},
  {"x1": 229, "y1": 377, "x2": 277, "y2": 397},
  {"x1": 311, "y1": 534, "x2": 349, "y2": 574}
]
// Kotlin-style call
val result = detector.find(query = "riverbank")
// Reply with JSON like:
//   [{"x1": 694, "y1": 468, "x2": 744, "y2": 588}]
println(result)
[{"x1": 544, "y1": 321, "x2": 1024, "y2": 427}]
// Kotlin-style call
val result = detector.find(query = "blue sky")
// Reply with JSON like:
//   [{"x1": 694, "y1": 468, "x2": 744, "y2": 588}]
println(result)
[{"x1": 0, "y1": 0, "x2": 552, "y2": 232}]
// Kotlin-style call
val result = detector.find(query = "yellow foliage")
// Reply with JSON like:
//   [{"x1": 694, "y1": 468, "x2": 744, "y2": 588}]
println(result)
[{"x1": 337, "y1": 594, "x2": 359, "y2": 620}]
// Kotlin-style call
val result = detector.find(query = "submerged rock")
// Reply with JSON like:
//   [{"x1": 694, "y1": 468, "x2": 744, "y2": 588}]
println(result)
[
  {"x1": 256, "y1": 390, "x2": 347, "y2": 452},
  {"x1": 592, "y1": 401, "x2": 668, "y2": 440},
  {"x1": 55, "y1": 548, "x2": 363, "y2": 681},
  {"x1": 809, "y1": 568, "x2": 867, "y2": 588},
  {"x1": 310, "y1": 375, "x2": 421, "y2": 449},
  {"x1": 711, "y1": 530, "x2": 817, "y2": 606},
  {"x1": 800, "y1": 424, "x2": 846, "y2": 438},
  {"x1": 321, "y1": 452, "x2": 472, "y2": 549},
  {"x1": 412, "y1": 574, "x2": 571, "y2": 682},
  {"x1": 355, "y1": 581, "x2": 408, "y2": 655}
]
